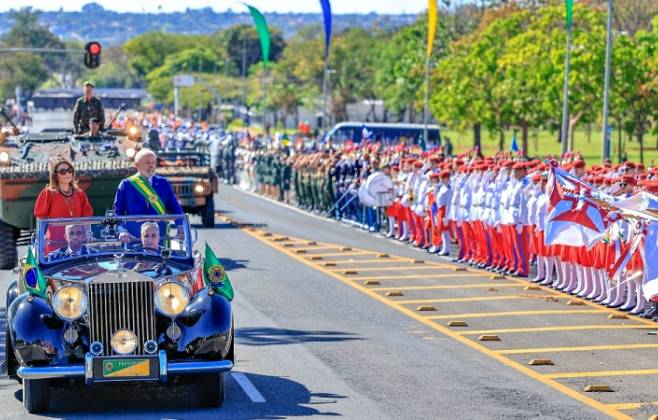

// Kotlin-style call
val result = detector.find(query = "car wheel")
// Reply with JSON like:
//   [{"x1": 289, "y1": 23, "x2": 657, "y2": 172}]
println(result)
[
  {"x1": 198, "y1": 372, "x2": 224, "y2": 407},
  {"x1": 3, "y1": 322, "x2": 20, "y2": 382},
  {"x1": 0, "y1": 221, "x2": 17, "y2": 269},
  {"x1": 201, "y1": 198, "x2": 215, "y2": 228},
  {"x1": 23, "y1": 378, "x2": 50, "y2": 413}
]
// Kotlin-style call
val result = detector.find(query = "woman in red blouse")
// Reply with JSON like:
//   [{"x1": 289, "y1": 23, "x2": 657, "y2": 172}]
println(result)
[{"x1": 34, "y1": 156, "x2": 94, "y2": 252}]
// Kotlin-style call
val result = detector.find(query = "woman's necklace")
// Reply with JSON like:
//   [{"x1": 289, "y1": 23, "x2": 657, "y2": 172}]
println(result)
[{"x1": 58, "y1": 186, "x2": 74, "y2": 216}]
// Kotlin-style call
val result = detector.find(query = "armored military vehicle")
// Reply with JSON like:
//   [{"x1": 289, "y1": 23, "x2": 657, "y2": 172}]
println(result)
[{"x1": 0, "y1": 128, "x2": 142, "y2": 268}]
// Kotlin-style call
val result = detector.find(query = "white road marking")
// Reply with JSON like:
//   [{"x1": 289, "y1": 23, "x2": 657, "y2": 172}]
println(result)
[{"x1": 231, "y1": 372, "x2": 266, "y2": 403}]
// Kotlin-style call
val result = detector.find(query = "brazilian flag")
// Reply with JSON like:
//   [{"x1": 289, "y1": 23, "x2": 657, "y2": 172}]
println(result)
[
  {"x1": 203, "y1": 244, "x2": 234, "y2": 301},
  {"x1": 23, "y1": 247, "x2": 47, "y2": 298}
]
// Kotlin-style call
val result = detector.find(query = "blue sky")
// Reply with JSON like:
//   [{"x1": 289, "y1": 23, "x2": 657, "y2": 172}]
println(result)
[{"x1": 1, "y1": 1, "x2": 428, "y2": 14}]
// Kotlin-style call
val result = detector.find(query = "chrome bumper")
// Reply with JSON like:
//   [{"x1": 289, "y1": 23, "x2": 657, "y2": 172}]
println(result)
[{"x1": 17, "y1": 351, "x2": 233, "y2": 383}]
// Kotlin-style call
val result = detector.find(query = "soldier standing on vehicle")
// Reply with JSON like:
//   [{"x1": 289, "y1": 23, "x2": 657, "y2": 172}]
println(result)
[{"x1": 73, "y1": 81, "x2": 105, "y2": 134}]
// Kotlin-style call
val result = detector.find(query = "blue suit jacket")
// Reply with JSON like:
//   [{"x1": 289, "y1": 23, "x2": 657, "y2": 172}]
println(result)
[{"x1": 113, "y1": 175, "x2": 184, "y2": 217}]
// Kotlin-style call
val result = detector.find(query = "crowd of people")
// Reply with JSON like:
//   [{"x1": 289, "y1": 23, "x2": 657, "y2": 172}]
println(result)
[{"x1": 238, "y1": 141, "x2": 658, "y2": 322}]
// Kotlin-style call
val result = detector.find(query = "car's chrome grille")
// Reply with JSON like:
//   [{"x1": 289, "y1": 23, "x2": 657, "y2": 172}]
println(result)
[
  {"x1": 172, "y1": 183, "x2": 191, "y2": 196},
  {"x1": 88, "y1": 279, "x2": 155, "y2": 356}
]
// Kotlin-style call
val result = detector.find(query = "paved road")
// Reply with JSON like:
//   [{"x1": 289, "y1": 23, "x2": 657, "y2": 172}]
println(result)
[{"x1": 0, "y1": 184, "x2": 656, "y2": 419}]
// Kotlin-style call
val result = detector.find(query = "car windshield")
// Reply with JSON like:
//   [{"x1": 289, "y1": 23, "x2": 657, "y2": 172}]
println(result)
[
  {"x1": 157, "y1": 152, "x2": 208, "y2": 167},
  {"x1": 36, "y1": 215, "x2": 192, "y2": 265}
]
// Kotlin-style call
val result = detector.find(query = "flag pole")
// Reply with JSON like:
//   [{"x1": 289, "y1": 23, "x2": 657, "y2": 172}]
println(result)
[
  {"x1": 423, "y1": 56, "x2": 430, "y2": 151},
  {"x1": 322, "y1": 58, "x2": 329, "y2": 136},
  {"x1": 560, "y1": 22, "x2": 572, "y2": 156},
  {"x1": 601, "y1": 0, "x2": 614, "y2": 163}
]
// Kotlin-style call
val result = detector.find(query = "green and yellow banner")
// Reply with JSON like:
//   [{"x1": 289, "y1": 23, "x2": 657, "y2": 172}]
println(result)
[{"x1": 128, "y1": 174, "x2": 166, "y2": 215}]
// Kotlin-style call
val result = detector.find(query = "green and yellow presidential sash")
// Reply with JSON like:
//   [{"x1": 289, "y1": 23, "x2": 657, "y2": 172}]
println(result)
[{"x1": 127, "y1": 174, "x2": 166, "y2": 215}]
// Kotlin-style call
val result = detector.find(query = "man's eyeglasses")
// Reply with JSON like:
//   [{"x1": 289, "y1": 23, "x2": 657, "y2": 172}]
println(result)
[{"x1": 56, "y1": 167, "x2": 74, "y2": 175}]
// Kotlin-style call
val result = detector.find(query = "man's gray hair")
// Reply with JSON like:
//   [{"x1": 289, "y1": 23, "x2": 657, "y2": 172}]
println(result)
[
  {"x1": 134, "y1": 148, "x2": 156, "y2": 163},
  {"x1": 140, "y1": 222, "x2": 159, "y2": 236}
]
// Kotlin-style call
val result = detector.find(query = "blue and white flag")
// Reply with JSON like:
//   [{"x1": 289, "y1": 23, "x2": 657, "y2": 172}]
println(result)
[{"x1": 511, "y1": 134, "x2": 519, "y2": 153}]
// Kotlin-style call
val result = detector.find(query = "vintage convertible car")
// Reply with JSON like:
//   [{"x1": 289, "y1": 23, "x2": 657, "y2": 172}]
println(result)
[{"x1": 4, "y1": 214, "x2": 234, "y2": 413}]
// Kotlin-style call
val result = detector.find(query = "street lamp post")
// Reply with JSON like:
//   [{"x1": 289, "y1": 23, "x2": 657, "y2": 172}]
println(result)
[
  {"x1": 601, "y1": 0, "x2": 614, "y2": 162},
  {"x1": 560, "y1": 25, "x2": 573, "y2": 156}
]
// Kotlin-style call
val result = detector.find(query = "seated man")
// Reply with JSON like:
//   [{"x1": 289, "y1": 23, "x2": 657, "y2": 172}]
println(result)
[
  {"x1": 139, "y1": 222, "x2": 162, "y2": 256},
  {"x1": 49, "y1": 224, "x2": 94, "y2": 260}
]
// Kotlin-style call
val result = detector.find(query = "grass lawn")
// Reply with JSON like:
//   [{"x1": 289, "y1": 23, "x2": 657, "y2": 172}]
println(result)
[{"x1": 442, "y1": 127, "x2": 658, "y2": 165}]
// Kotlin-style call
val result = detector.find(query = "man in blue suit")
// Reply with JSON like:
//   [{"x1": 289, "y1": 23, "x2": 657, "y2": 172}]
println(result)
[
  {"x1": 48, "y1": 224, "x2": 96, "y2": 260},
  {"x1": 113, "y1": 148, "x2": 184, "y2": 244}
]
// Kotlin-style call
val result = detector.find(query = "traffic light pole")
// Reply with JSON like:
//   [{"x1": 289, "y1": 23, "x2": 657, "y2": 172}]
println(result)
[{"x1": 0, "y1": 47, "x2": 84, "y2": 54}]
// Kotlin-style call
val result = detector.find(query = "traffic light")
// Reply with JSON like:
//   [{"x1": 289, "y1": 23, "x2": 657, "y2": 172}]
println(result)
[{"x1": 84, "y1": 41, "x2": 102, "y2": 69}]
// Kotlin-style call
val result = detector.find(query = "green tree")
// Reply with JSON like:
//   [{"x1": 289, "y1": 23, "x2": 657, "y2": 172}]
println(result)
[
  {"x1": 431, "y1": 6, "x2": 530, "y2": 151},
  {"x1": 145, "y1": 47, "x2": 228, "y2": 103},
  {"x1": 212, "y1": 24, "x2": 285, "y2": 77},
  {"x1": 610, "y1": 29, "x2": 658, "y2": 163},
  {"x1": 124, "y1": 32, "x2": 207, "y2": 79}
]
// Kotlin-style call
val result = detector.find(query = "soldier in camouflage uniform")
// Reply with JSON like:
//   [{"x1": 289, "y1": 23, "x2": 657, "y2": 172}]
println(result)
[{"x1": 73, "y1": 81, "x2": 105, "y2": 134}]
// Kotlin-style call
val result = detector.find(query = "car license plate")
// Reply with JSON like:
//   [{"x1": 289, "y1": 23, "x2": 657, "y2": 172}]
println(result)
[{"x1": 102, "y1": 358, "x2": 151, "y2": 378}]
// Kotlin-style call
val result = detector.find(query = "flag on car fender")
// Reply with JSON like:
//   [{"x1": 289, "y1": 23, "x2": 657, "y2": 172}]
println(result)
[
  {"x1": 203, "y1": 243, "x2": 234, "y2": 301},
  {"x1": 23, "y1": 247, "x2": 47, "y2": 298}
]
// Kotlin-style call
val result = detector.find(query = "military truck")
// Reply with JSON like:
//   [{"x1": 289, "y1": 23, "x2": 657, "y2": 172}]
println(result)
[
  {"x1": 0, "y1": 128, "x2": 141, "y2": 268},
  {"x1": 155, "y1": 147, "x2": 217, "y2": 228}
]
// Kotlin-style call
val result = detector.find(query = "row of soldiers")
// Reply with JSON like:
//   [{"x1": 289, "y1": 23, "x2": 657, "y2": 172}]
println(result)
[{"x1": 244, "y1": 144, "x2": 658, "y2": 321}]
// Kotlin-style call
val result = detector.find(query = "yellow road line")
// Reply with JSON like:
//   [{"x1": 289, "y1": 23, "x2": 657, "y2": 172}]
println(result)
[
  {"x1": 243, "y1": 229, "x2": 633, "y2": 419},
  {"x1": 371, "y1": 283, "x2": 521, "y2": 292},
  {"x1": 426, "y1": 309, "x2": 601, "y2": 320},
  {"x1": 498, "y1": 343, "x2": 658, "y2": 355},
  {"x1": 320, "y1": 258, "x2": 416, "y2": 265},
  {"x1": 397, "y1": 295, "x2": 556, "y2": 305},
  {"x1": 605, "y1": 401, "x2": 658, "y2": 410},
  {"x1": 545, "y1": 368, "x2": 658, "y2": 379},
  {"x1": 351, "y1": 273, "x2": 481, "y2": 281},
  {"x1": 286, "y1": 245, "x2": 340, "y2": 252},
  {"x1": 307, "y1": 250, "x2": 374, "y2": 257},
  {"x1": 330, "y1": 266, "x2": 450, "y2": 273},
  {"x1": 461, "y1": 266, "x2": 658, "y2": 328},
  {"x1": 460, "y1": 325, "x2": 654, "y2": 336}
]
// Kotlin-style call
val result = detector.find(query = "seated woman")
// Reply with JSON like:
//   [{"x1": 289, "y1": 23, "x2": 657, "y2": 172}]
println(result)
[{"x1": 34, "y1": 156, "x2": 94, "y2": 253}]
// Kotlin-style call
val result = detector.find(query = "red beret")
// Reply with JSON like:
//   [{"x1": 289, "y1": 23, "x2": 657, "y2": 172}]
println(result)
[
  {"x1": 429, "y1": 156, "x2": 440, "y2": 163},
  {"x1": 503, "y1": 161, "x2": 514, "y2": 168},
  {"x1": 573, "y1": 160, "x2": 586, "y2": 169},
  {"x1": 439, "y1": 170, "x2": 451, "y2": 179},
  {"x1": 532, "y1": 173, "x2": 541, "y2": 183},
  {"x1": 413, "y1": 161, "x2": 423, "y2": 169},
  {"x1": 513, "y1": 162, "x2": 527, "y2": 170},
  {"x1": 622, "y1": 175, "x2": 637, "y2": 186},
  {"x1": 429, "y1": 172, "x2": 440, "y2": 180},
  {"x1": 625, "y1": 162, "x2": 636, "y2": 169},
  {"x1": 646, "y1": 181, "x2": 658, "y2": 194},
  {"x1": 638, "y1": 164, "x2": 645, "y2": 170}
]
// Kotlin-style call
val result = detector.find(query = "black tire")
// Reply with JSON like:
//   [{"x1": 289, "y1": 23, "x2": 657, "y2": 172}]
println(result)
[
  {"x1": 198, "y1": 372, "x2": 225, "y2": 407},
  {"x1": 0, "y1": 221, "x2": 17, "y2": 270},
  {"x1": 4, "y1": 322, "x2": 20, "y2": 382},
  {"x1": 201, "y1": 198, "x2": 215, "y2": 228},
  {"x1": 23, "y1": 379, "x2": 50, "y2": 413}
]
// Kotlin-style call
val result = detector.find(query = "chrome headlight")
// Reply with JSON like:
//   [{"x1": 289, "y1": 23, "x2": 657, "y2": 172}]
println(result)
[
  {"x1": 111, "y1": 329, "x2": 138, "y2": 355},
  {"x1": 52, "y1": 285, "x2": 88, "y2": 321},
  {"x1": 154, "y1": 282, "x2": 189, "y2": 316}
]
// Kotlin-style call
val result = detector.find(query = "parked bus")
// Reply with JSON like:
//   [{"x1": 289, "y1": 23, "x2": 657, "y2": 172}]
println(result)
[{"x1": 327, "y1": 122, "x2": 441, "y2": 146}]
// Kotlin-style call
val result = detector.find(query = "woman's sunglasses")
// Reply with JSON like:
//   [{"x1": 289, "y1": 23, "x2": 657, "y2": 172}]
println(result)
[{"x1": 56, "y1": 167, "x2": 74, "y2": 175}]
